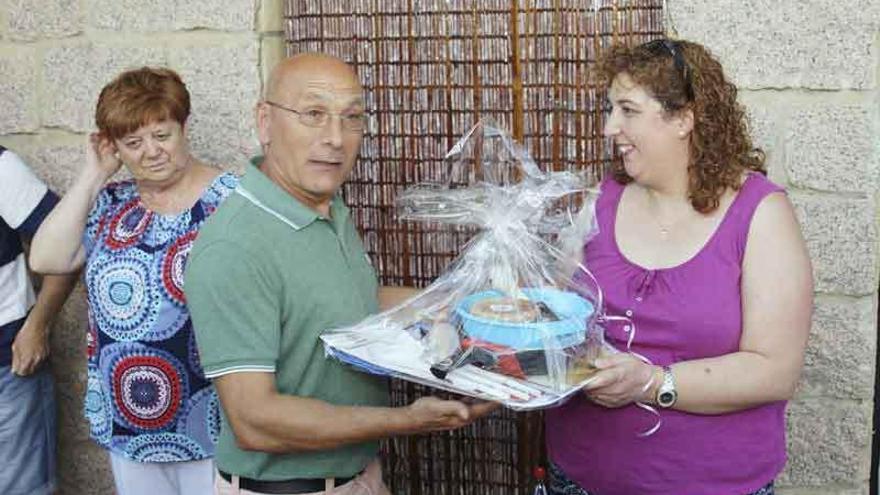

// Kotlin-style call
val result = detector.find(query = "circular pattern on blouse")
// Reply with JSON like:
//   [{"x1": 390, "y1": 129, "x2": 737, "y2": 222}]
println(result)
[
  {"x1": 123, "y1": 433, "x2": 207, "y2": 462},
  {"x1": 88, "y1": 253, "x2": 160, "y2": 341},
  {"x1": 85, "y1": 364, "x2": 113, "y2": 445},
  {"x1": 187, "y1": 327, "x2": 205, "y2": 378},
  {"x1": 161, "y1": 230, "x2": 197, "y2": 306},
  {"x1": 206, "y1": 389, "x2": 221, "y2": 445},
  {"x1": 219, "y1": 173, "x2": 238, "y2": 190},
  {"x1": 85, "y1": 191, "x2": 111, "y2": 245},
  {"x1": 141, "y1": 283, "x2": 188, "y2": 342},
  {"x1": 176, "y1": 386, "x2": 221, "y2": 450},
  {"x1": 84, "y1": 173, "x2": 238, "y2": 462},
  {"x1": 102, "y1": 343, "x2": 189, "y2": 432},
  {"x1": 148, "y1": 213, "x2": 190, "y2": 248},
  {"x1": 106, "y1": 199, "x2": 153, "y2": 250}
]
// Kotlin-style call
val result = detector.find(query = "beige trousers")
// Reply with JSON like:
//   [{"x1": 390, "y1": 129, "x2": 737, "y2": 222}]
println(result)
[{"x1": 214, "y1": 460, "x2": 391, "y2": 495}]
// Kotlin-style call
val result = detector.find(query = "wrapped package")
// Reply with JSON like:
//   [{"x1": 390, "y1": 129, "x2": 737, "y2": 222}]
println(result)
[{"x1": 321, "y1": 120, "x2": 615, "y2": 410}]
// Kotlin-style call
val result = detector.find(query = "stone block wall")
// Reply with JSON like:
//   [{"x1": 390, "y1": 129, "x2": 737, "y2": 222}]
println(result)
[
  {"x1": 0, "y1": 1, "x2": 282, "y2": 493},
  {"x1": 670, "y1": 1, "x2": 880, "y2": 493},
  {"x1": 1, "y1": 0, "x2": 878, "y2": 493}
]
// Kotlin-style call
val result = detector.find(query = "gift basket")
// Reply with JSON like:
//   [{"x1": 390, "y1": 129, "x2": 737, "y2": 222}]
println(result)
[{"x1": 322, "y1": 119, "x2": 615, "y2": 410}]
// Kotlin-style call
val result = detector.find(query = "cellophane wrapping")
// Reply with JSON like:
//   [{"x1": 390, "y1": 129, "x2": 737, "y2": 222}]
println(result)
[{"x1": 322, "y1": 120, "x2": 614, "y2": 410}]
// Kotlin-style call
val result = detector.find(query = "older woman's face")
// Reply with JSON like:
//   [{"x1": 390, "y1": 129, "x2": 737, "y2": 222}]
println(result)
[
  {"x1": 114, "y1": 119, "x2": 190, "y2": 184},
  {"x1": 603, "y1": 73, "x2": 690, "y2": 183}
]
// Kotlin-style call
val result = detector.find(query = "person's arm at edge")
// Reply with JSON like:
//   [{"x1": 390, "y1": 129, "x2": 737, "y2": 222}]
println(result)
[{"x1": 11, "y1": 270, "x2": 79, "y2": 375}]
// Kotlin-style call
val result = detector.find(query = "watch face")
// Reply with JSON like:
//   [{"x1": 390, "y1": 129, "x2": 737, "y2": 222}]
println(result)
[{"x1": 658, "y1": 390, "x2": 677, "y2": 407}]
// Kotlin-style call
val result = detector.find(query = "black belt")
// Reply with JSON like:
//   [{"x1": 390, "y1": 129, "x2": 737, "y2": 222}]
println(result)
[{"x1": 218, "y1": 470, "x2": 356, "y2": 494}]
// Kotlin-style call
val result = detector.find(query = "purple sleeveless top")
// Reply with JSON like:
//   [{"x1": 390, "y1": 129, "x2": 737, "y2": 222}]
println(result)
[{"x1": 545, "y1": 173, "x2": 787, "y2": 495}]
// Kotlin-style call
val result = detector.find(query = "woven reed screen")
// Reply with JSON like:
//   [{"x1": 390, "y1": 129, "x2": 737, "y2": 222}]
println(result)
[{"x1": 283, "y1": 1, "x2": 664, "y2": 493}]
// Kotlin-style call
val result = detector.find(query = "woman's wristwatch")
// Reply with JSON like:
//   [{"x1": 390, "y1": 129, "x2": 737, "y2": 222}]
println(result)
[{"x1": 655, "y1": 366, "x2": 678, "y2": 408}]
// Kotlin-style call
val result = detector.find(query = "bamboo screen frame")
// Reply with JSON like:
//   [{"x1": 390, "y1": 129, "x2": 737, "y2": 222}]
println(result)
[{"x1": 283, "y1": 2, "x2": 664, "y2": 493}]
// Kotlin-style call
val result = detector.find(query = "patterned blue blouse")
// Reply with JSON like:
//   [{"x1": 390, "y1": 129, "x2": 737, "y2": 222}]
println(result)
[{"x1": 82, "y1": 171, "x2": 238, "y2": 462}]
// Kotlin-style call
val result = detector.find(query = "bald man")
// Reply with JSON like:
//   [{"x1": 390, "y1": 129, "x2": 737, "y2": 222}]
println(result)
[{"x1": 185, "y1": 54, "x2": 496, "y2": 495}]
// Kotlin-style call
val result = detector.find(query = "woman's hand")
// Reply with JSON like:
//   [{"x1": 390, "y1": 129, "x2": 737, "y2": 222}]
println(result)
[
  {"x1": 582, "y1": 353, "x2": 658, "y2": 408},
  {"x1": 29, "y1": 133, "x2": 118, "y2": 274},
  {"x1": 86, "y1": 132, "x2": 122, "y2": 179}
]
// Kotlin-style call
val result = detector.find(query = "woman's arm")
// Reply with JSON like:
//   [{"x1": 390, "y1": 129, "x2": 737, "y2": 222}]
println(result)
[
  {"x1": 585, "y1": 192, "x2": 813, "y2": 414},
  {"x1": 30, "y1": 134, "x2": 121, "y2": 274},
  {"x1": 670, "y1": 192, "x2": 813, "y2": 413}
]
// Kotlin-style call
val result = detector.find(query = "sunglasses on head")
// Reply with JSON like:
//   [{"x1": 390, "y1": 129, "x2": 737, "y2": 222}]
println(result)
[{"x1": 641, "y1": 38, "x2": 694, "y2": 101}]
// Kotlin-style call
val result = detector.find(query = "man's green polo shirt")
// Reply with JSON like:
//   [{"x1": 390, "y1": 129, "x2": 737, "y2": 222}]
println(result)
[{"x1": 184, "y1": 164, "x2": 389, "y2": 480}]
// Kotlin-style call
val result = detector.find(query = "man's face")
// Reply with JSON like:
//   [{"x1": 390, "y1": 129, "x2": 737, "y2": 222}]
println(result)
[{"x1": 258, "y1": 65, "x2": 365, "y2": 209}]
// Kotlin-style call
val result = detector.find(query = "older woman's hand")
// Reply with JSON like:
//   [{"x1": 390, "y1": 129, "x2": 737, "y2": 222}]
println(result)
[
  {"x1": 86, "y1": 132, "x2": 122, "y2": 179},
  {"x1": 582, "y1": 353, "x2": 658, "y2": 408}
]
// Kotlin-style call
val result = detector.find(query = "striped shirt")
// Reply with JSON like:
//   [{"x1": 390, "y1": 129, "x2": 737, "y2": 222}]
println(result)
[{"x1": 0, "y1": 146, "x2": 59, "y2": 366}]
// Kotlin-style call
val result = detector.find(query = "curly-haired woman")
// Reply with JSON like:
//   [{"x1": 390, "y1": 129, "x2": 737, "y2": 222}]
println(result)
[{"x1": 544, "y1": 39, "x2": 813, "y2": 495}]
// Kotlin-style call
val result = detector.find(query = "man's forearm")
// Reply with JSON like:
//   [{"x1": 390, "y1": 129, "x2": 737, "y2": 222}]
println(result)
[
  {"x1": 217, "y1": 372, "x2": 412, "y2": 453},
  {"x1": 231, "y1": 393, "x2": 415, "y2": 453},
  {"x1": 27, "y1": 271, "x2": 79, "y2": 328},
  {"x1": 11, "y1": 270, "x2": 79, "y2": 375},
  {"x1": 216, "y1": 372, "x2": 487, "y2": 454}
]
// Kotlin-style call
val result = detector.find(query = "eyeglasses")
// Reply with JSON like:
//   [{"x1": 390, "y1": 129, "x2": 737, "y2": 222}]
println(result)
[
  {"x1": 641, "y1": 38, "x2": 694, "y2": 101},
  {"x1": 264, "y1": 101, "x2": 367, "y2": 132}
]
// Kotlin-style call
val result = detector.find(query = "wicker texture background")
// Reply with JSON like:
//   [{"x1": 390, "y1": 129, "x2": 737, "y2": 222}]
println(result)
[{"x1": 283, "y1": 2, "x2": 664, "y2": 493}]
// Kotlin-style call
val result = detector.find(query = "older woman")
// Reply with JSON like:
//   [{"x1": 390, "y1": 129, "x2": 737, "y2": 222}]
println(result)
[
  {"x1": 544, "y1": 39, "x2": 812, "y2": 495},
  {"x1": 30, "y1": 67, "x2": 238, "y2": 495}
]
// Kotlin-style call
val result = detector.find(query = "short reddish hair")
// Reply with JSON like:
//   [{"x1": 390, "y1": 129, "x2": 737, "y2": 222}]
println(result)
[{"x1": 95, "y1": 67, "x2": 190, "y2": 140}]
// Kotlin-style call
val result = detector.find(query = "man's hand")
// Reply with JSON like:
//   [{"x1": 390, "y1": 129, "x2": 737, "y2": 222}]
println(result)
[
  {"x1": 11, "y1": 319, "x2": 50, "y2": 376},
  {"x1": 404, "y1": 396, "x2": 500, "y2": 433}
]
